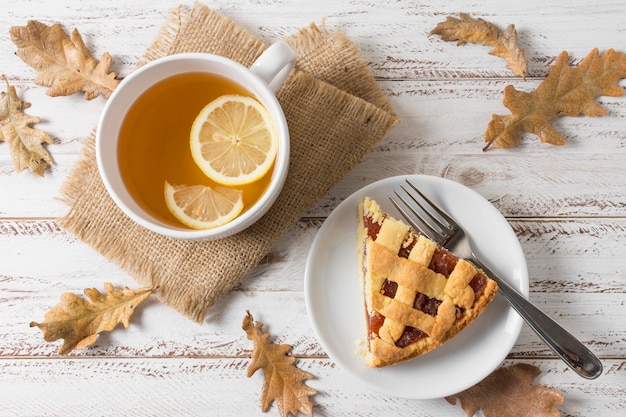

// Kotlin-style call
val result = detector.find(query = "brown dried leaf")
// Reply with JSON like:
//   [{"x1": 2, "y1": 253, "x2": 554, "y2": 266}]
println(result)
[
  {"x1": 9, "y1": 20, "x2": 119, "y2": 100},
  {"x1": 0, "y1": 75, "x2": 53, "y2": 176},
  {"x1": 446, "y1": 364, "x2": 564, "y2": 417},
  {"x1": 30, "y1": 283, "x2": 154, "y2": 354},
  {"x1": 431, "y1": 13, "x2": 528, "y2": 78},
  {"x1": 243, "y1": 311, "x2": 317, "y2": 417},
  {"x1": 484, "y1": 48, "x2": 626, "y2": 150}
]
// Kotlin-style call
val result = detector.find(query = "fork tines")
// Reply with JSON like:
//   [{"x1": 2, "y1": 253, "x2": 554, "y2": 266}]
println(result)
[{"x1": 389, "y1": 180, "x2": 455, "y2": 245}]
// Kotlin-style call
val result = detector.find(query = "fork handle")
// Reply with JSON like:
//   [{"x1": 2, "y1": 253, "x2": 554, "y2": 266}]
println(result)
[{"x1": 473, "y1": 259, "x2": 603, "y2": 379}]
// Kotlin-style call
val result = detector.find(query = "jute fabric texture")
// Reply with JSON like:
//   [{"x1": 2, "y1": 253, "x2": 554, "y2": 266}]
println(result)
[{"x1": 58, "y1": 3, "x2": 399, "y2": 322}]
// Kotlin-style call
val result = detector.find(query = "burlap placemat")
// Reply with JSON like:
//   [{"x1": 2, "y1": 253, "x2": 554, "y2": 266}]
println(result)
[{"x1": 58, "y1": 3, "x2": 399, "y2": 322}]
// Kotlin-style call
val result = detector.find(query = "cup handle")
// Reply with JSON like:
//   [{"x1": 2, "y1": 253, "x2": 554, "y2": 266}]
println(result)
[{"x1": 250, "y1": 41, "x2": 296, "y2": 92}]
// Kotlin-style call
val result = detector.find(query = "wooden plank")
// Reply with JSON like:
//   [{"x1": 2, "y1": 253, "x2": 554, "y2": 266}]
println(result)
[
  {"x1": 380, "y1": 79, "x2": 626, "y2": 152},
  {"x1": 0, "y1": 358, "x2": 624, "y2": 416},
  {"x1": 2, "y1": 77, "x2": 625, "y2": 218},
  {"x1": 1, "y1": 219, "x2": 623, "y2": 358},
  {"x1": 2, "y1": 218, "x2": 623, "y2": 295},
  {"x1": 8, "y1": 77, "x2": 626, "y2": 152},
  {"x1": 4, "y1": 149, "x2": 624, "y2": 218},
  {"x1": 6, "y1": 287, "x2": 623, "y2": 358},
  {"x1": 3, "y1": 149, "x2": 624, "y2": 218},
  {"x1": 2, "y1": 0, "x2": 626, "y2": 80},
  {"x1": 314, "y1": 152, "x2": 626, "y2": 218}
]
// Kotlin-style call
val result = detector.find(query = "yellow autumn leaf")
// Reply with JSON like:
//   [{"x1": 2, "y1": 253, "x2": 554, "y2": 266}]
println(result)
[
  {"x1": 0, "y1": 75, "x2": 53, "y2": 176},
  {"x1": 431, "y1": 13, "x2": 528, "y2": 79},
  {"x1": 484, "y1": 48, "x2": 626, "y2": 150},
  {"x1": 9, "y1": 20, "x2": 120, "y2": 100},
  {"x1": 446, "y1": 364, "x2": 564, "y2": 417},
  {"x1": 30, "y1": 283, "x2": 154, "y2": 354},
  {"x1": 243, "y1": 311, "x2": 317, "y2": 417}
]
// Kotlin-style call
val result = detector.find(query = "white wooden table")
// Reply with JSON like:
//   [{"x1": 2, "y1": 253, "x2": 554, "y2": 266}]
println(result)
[{"x1": 1, "y1": 1, "x2": 624, "y2": 415}]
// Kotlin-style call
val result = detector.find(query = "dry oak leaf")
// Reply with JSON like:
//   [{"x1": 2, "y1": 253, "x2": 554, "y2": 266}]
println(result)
[
  {"x1": 431, "y1": 13, "x2": 528, "y2": 78},
  {"x1": 484, "y1": 48, "x2": 626, "y2": 150},
  {"x1": 243, "y1": 311, "x2": 317, "y2": 417},
  {"x1": 30, "y1": 283, "x2": 154, "y2": 354},
  {"x1": 9, "y1": 20, "x2": 120, "y2": 100},
  {"x1": 0, "y1": 75, "x2": 53, "y2": 176},
  {"x1": 446, "y1": 363, "x2": 564, "y2": 417}
]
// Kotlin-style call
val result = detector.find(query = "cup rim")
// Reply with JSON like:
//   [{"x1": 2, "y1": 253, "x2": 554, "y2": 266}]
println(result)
[{"x1": 96, "y1": 52, "x2": 290, "y2": 240}]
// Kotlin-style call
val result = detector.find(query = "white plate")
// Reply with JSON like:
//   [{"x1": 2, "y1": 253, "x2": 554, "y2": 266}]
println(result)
[{"x1": 304, "y1": 175, "x2": 528, "y2": 399}]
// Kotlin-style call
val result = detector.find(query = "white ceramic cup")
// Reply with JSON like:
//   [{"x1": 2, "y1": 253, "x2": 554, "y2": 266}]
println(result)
[{"x1": 96, "y1": 42, "x2": 296, "y2": 240}]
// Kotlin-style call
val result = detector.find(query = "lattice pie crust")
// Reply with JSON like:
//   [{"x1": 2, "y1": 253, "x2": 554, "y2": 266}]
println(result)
[{"x1": 357, "y1": 197, "x2": 498, "y2": 367}]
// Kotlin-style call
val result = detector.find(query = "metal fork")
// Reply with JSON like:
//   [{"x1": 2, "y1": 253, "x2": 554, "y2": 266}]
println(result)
[{"x1": 390, "y1": 179, "x2": 603, "y2": 380}]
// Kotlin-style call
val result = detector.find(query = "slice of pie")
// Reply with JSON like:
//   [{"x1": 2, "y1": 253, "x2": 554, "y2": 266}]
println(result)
[{"x1": 357, "y1": 197, "x2": 498, "y2": 367}]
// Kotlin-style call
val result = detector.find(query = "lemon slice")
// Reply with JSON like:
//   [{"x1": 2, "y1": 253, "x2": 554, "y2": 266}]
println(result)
[
  {"x1": 164, "y1": 181, "x2": 244, "y2": 230},
  {"x1": 190, "y1": 94, "x2": 278, "y2": 186}
]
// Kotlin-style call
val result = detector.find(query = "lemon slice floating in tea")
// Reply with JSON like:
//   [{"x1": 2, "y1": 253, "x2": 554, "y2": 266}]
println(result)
[
  {"x1": 190, "y1": 94, "x2": 278, "y2": 186},
  {"x1": 164, "y1": 181, "x2": 244, "y2": 230}
]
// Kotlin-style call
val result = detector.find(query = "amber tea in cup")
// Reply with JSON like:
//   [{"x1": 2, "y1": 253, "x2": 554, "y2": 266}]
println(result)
[
  {"x1": 117, "y1": 72, "x2": 272, "y2": 228},
  {"x1": 97, "y1": 43, "x2": 296, "y2": 240}
]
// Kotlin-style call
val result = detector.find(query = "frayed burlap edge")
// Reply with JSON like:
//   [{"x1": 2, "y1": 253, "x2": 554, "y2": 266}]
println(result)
[{"x1": 285, "y1": 22, "x2": 396, "y2": 116}]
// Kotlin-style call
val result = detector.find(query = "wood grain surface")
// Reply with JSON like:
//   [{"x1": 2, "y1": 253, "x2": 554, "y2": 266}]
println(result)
[{"x1": 1, "y1": 1, "x2": 624, "y2": 416}]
